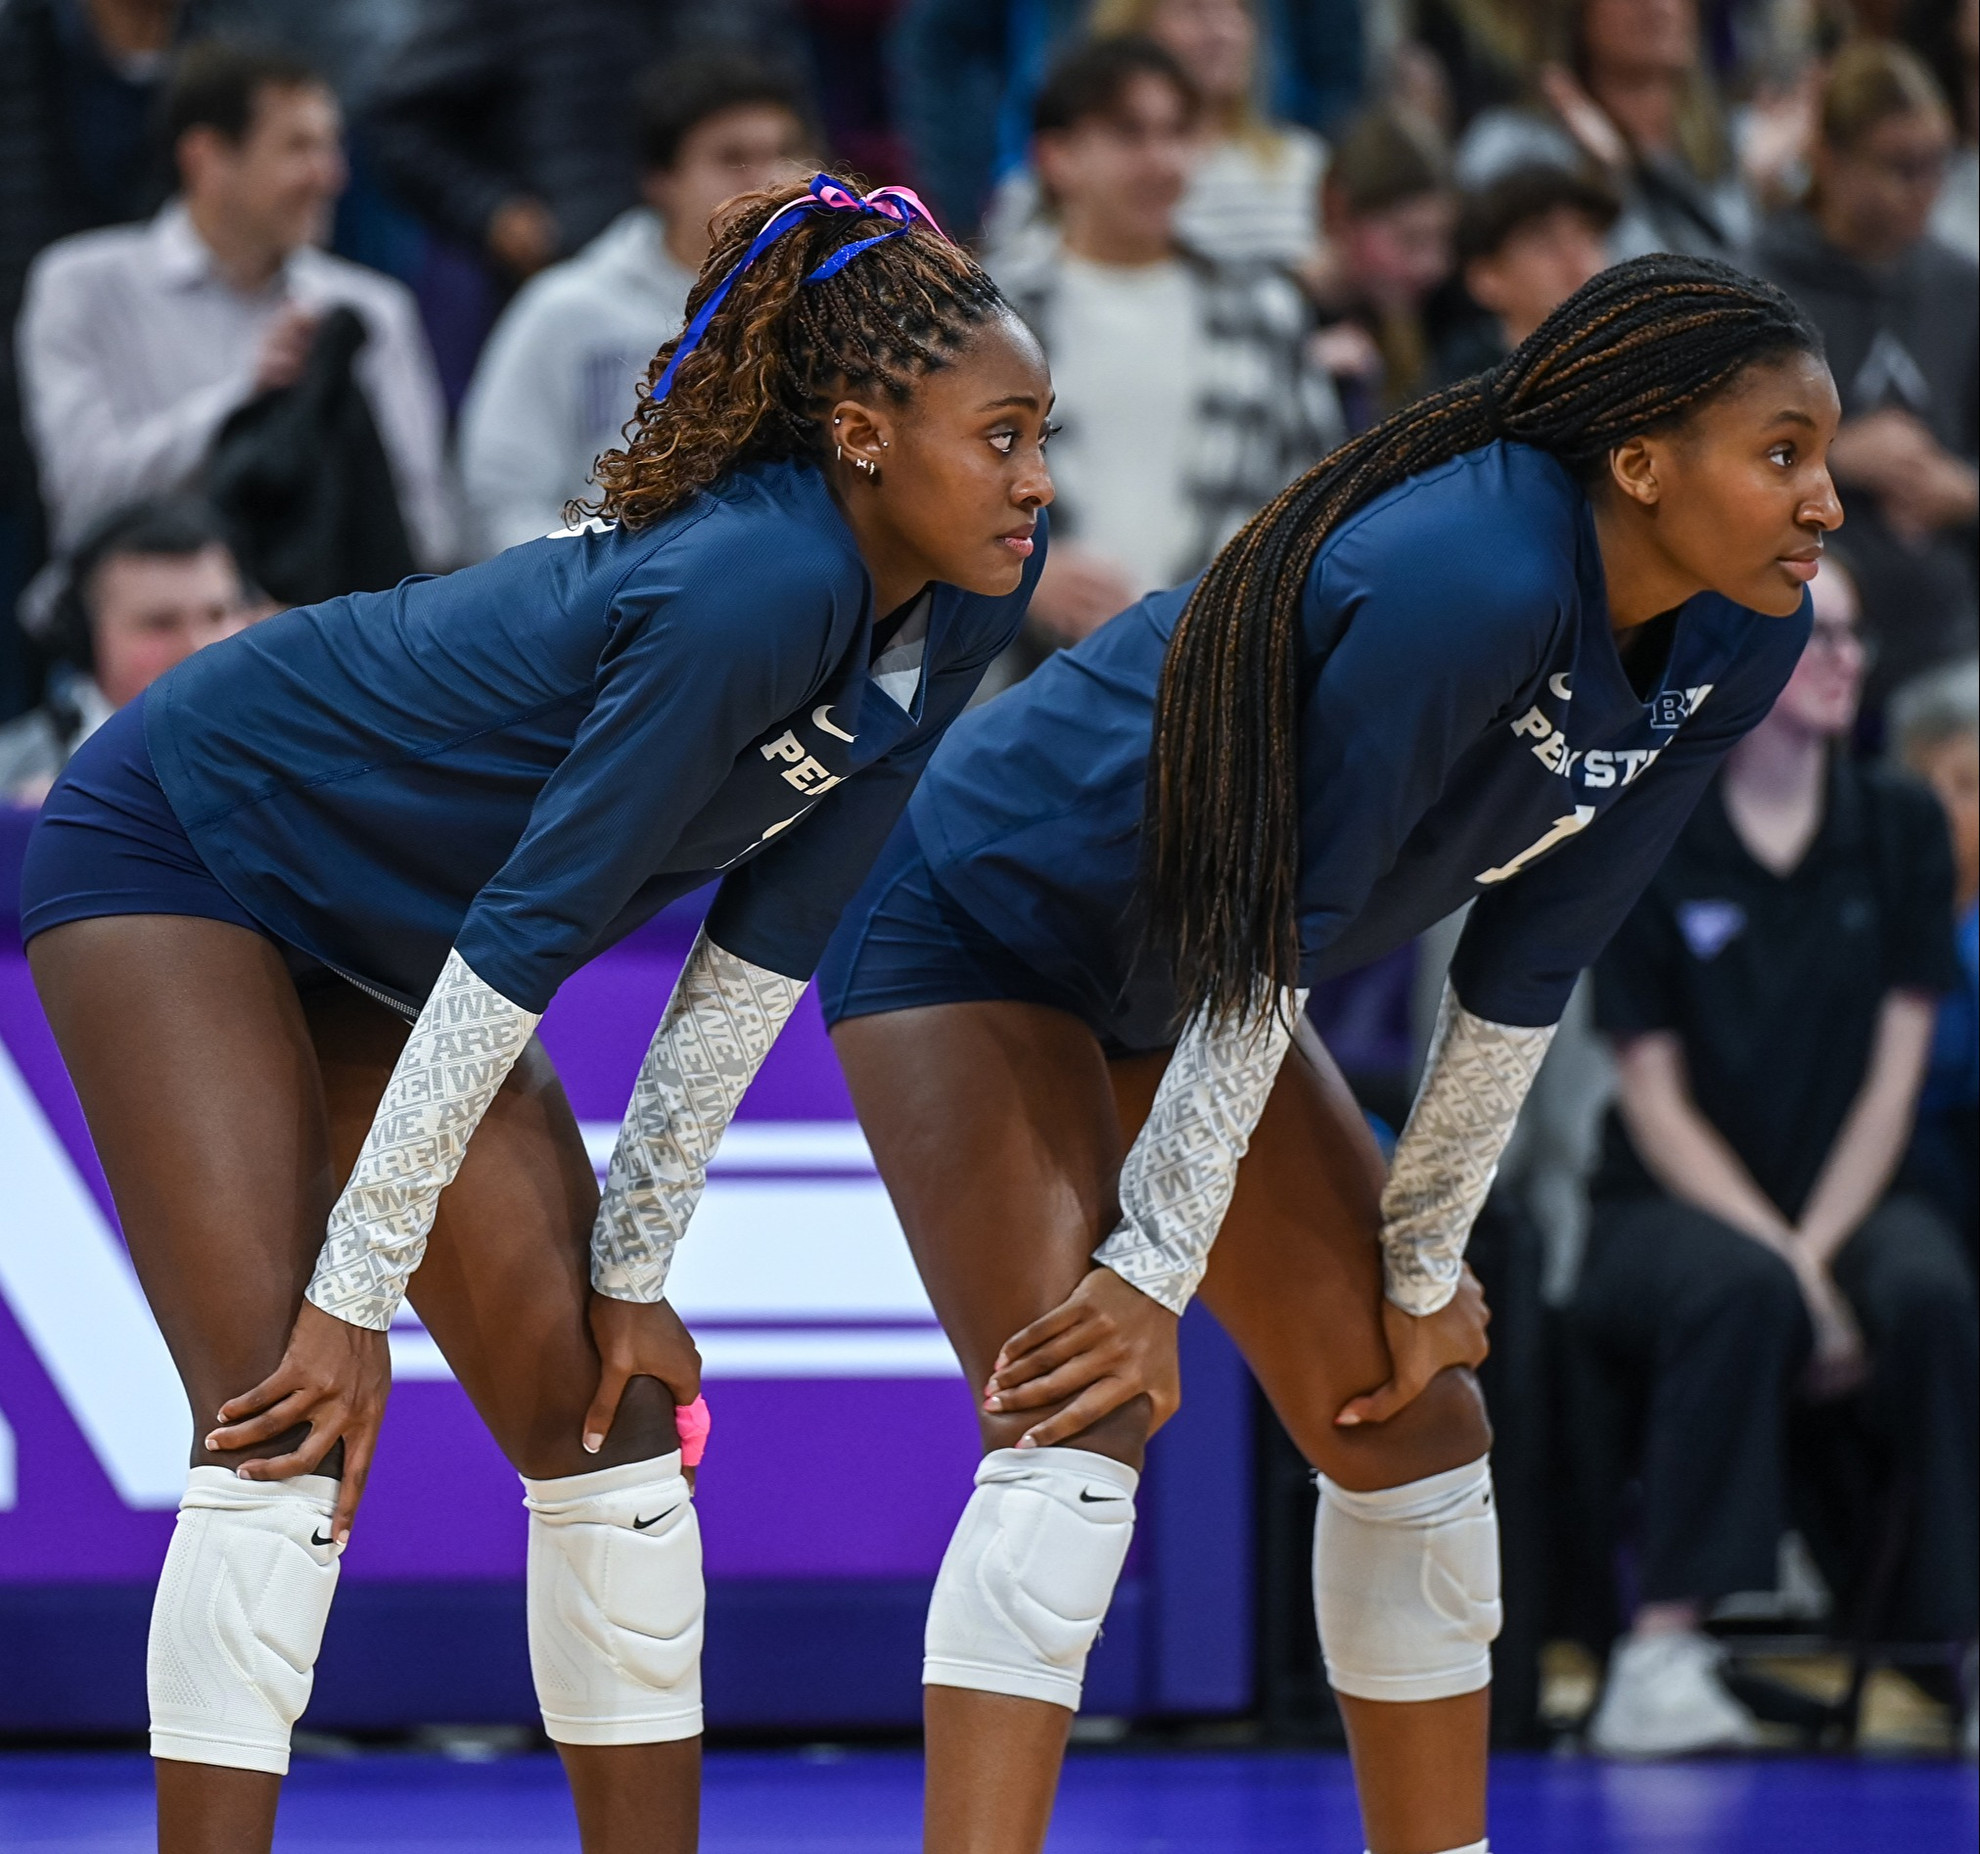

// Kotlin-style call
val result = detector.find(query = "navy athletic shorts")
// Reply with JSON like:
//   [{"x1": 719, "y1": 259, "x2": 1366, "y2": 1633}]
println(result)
[
  {"x1": 817, "y1": 811, "x2": 1090, "y2": 1030},
  {"x1": 19, "y1": 690, "x2": 269, "y2": 946}
]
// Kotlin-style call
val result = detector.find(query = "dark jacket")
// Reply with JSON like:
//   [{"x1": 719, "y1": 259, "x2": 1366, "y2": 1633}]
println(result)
[{"x1": 205, "y1": 307, "x2": 417, "y2": 607}]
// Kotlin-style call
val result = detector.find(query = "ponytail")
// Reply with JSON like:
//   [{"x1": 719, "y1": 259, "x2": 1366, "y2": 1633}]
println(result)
[
  {"x1": 1144, "y1": 253, "x2": 1823, "y2": 1028},
  {"x1": 584, "y1": 177, "x2": 1005, "y2": 529}
]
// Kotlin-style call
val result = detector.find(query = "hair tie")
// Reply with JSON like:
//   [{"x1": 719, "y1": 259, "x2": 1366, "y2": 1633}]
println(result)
[{"x1": 650, "y1": 174, "x2": 948, "y2": 403}]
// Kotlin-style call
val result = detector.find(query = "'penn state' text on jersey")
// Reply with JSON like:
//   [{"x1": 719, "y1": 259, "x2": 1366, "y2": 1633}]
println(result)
[
  {"x1": 905, "y1": 441, "x2": 1809, "y2": 1046},
  {"x1": 145, "y1": 458, "x2": 1043, "y2": 1012}
]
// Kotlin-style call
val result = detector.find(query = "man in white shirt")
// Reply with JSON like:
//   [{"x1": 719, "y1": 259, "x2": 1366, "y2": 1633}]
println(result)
[
  {"x1": 459, "y1": 53, "x2": 815, "y2": 557},
  {"x1": 17, "y1": 43, "x2": 452, "y2": 568},
  {"x1": 993, "y1": 37, "x2": 1341, "y2": 650}
]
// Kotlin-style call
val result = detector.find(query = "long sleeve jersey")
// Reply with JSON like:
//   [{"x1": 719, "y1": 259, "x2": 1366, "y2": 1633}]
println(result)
[
  {"x1": 907, "y1": 440, "x2": 1810, "y2": 1051},
  {"x1": 147, "y1": 456, "x2": 1042, "y2": 1010}
]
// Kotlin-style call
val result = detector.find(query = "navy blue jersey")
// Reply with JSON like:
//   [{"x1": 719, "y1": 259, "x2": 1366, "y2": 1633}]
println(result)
[
  {"x1": 146, "y1": 458, "x2": 1042, "y2": 1011},
  {"x1": 905, "y1": 442, "x2": 1808, "y2": 1045}
]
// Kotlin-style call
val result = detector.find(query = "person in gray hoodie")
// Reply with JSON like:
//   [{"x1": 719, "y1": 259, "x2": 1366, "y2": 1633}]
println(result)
[
  {"x1": 1753, "y1": 41, "x2": 1979, "y2": 700},
  {"x1": 457, "y1": 54, "x2": 815, "y2": 556}
]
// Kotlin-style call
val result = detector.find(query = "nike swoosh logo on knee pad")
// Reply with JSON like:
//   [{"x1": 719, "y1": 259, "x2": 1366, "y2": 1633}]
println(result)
[
  {"x1": 1077, "y1": 1491, "x2": 1125, "y2": 1504},
  {"x1": 310, "y1": 1529, "x2": 335, "y2": 1548},
  {"x1": 632, "y1": 1505, "x2": 682, "y2": 1530}
]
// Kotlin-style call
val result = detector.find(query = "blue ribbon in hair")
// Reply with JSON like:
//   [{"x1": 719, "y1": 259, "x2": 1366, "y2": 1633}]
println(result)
[{"x1": 650, "y1": 173, "x2": 949, "y2": 403}]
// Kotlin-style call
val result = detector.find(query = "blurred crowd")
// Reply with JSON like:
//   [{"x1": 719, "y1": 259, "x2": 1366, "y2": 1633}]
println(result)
[{"x1": 0, "y1": 0, "x2": 1973, "y2": 1759}]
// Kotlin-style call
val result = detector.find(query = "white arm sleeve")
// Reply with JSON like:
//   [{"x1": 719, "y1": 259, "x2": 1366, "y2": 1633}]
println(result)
[
  {"x1": 591, "y1": 928, "x2": 806, "y2": 1303},
  {"x1": 1379, "y1": 980, "x2": 1556, "y2": 1316},
  {"x1": 306, "y1": 950, "x2": 541, "y2": 1330},
  {"x1": 1091, "y1": 991, "x2": 1306, "y2": 1316}
]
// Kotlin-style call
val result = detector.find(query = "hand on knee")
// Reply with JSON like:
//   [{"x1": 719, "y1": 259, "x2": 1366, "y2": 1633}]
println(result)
[
  {"x1": 524, "y1": 1451, "x2": 703, "y2": 1746},
  {"x1": 148, "y1": 1469, "x2": 343, "y2": 1775},
  {"x1": 1314, "y1": 1455, "x2": 1500, "y2": 1705},
  {"x1": 924, "y1": 1447, "x2": 1138, "y2": 1710}
]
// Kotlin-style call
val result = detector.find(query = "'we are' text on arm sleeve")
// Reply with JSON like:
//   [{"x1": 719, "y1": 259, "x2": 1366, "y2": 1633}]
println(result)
[
  {"x1": 307, "y1": 949, "x2": 541, "y2": 1329},
  {"x1": 590, "y1": 927, "x2": 807, "y2": 1302},
  {"x1": 1092, "y1": 993, "x2": 1308, "y2": 1313},
  {"x1": 306, "y1": 548, "x2": 844, "y2": 1330}
]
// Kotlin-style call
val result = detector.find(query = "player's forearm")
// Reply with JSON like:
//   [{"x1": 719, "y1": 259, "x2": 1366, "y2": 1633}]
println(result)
[
  {"x1": 1093, "y1": 990, "x2": 1306, "y2": 1313},
  {"x1": 307, "y1": 950, "x2": 539, "y2": 1329},
  {"x1": 1794, "y1": 993, "x2": 1935, "y2": 1267},
  {"x1": 591, "y1": 928, "x2": 805, "y2": 1302},
  {"x1": 1613, "y1": 1032, "x2": 1793, "y2": 1248},
  {"x1": 1379, "y1": 983, "x2": 1556, "y2": 1315}
]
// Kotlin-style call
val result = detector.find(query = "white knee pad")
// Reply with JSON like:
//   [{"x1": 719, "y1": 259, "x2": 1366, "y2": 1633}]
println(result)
[
  {"x1": 146, "y1": 1467, "x2": 343, "y2": 1775},
  {"x1": 524, "y1": 1451, "x2": 703, "y2": 1746},
  {"x1": 1314, "y1": 1455, "x2": 1501, "y2": 1705},
  {"x1": 924, "y1": 1447, "x2": 1137, "y2": 1710}
]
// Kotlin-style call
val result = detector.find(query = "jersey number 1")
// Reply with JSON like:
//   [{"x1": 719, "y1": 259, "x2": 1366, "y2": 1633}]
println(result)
[{"x1": 1476, "y1": 806, "x2": 1596, "y2": 885}]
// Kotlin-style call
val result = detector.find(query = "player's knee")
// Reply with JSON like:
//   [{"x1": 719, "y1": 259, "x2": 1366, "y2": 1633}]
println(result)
[
  {"x1": 1313, "y1": 1453, "x2": 1500, "y2": 1704},
  {"x1": 524, "y1": 1451, "x2": 703, "y2": 1746},
  {"x1": 924, "y1": 1447, "x2": 1138, "y2": 1710},
  {"x1": 148, "y1": 1469, "x2": 342, "y2": 1775}
]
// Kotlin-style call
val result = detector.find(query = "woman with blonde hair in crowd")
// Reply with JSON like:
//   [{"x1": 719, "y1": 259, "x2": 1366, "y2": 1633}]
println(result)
[
  {"x1": 1455, "y1": 0, "x2": 1755, "y2": 259},
  {"x1": 985, "y1": 0, "x2": 1328, "y2": 271}
]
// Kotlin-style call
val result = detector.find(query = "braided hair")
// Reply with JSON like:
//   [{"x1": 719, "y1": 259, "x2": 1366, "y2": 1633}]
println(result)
[
  {"x1": 1146, "y1": 253, "x2": 1824, "y2": 1029},
  {"x1": 583, "y1": 182, "x2": 1005, "y2": 528}
]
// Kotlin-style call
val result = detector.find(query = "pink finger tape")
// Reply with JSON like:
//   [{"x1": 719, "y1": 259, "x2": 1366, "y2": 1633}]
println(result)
[{"x1": 674, "y1": 1394, "x2": 711, "y2": 1468}]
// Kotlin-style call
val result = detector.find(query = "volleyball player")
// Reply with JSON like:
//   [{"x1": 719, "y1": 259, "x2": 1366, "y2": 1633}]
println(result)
[
  {"x1": 819, "y1": 256, "x2": 1843, "y2": 1854},
  {"x1": 20, "y1": 177, "x2": 1051, "y2": 1854}
]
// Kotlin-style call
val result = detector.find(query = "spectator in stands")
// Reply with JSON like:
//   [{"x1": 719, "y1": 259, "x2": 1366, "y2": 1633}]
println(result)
[
  {"x1": 365, "y1": 0, "x2": 801, "y2": 283},
  {"x1": 1754, "y1": 42, "x2": 1978, "y2": 702},
  {"x1": 1409, "y1": 0, "x2": 1548, "y2": 131},
  {"x1": 1572, "y1": 558, "x2": 1976, "y2": 1758},
  {"x1": 1892, "y1": 659, "x2": 1980, "y2": 1249},
  {"x1": 1455, "y1": 0, "x2": 1753, "y2": 261},
  {"x1": 1310, "y1": 107, "x2": 1457, "y2": 428},
  {"x1": 0, "y1": 498, "x2": 245, "y2": 803},
  {"x1": 0, "y1": 0, "x2": 185, "y2": 721},
  {"x1": 17, "y1": 42, "x2": 452, "y2": 568},
  {"x1": 891, "y1": 0, "x2": 1364, "y2": 239},
  {"x1": 891, "y1": 0, "x2": 1084, "y2": 240},
  {"x1": 1937, "y1": 0, "x2": 1980, "y2": 255},
  {"x1": 1914, "y1": 0, "x2": 1979, "y2": 261},
  {"x1": 992, "y1": 36, "x2": 1341, "y2": 651},
  {"x1": 458, "y1": 54, "x2": 814, "y2": 557},
  {"x1": 987, "y1": 0, "x2": 1332, "y2": 273},
  {"x1": 1437, "y1": 162, "x2": 1616, "y2": 382}
]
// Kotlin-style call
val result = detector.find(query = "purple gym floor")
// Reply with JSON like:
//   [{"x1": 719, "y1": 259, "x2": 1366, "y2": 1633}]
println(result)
[{"x1": 0, "y1": 1749, "x2": 1972, "y2": 1851}]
